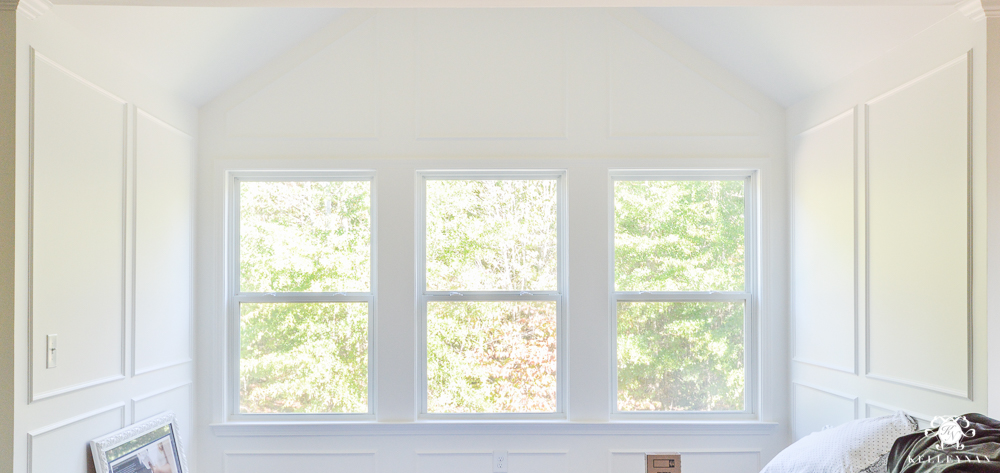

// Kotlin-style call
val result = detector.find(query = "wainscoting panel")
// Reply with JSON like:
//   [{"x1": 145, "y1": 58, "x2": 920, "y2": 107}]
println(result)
[
  {"x1": 415, "y1": 9, "x2": 566, "y2": 139},
  {"x1": 793, "y1": 383, "x2": 857, "y2": 440},
  {"x1": 225, "y1": 452, "x2": 376, "y2": 473},
  {"x1": 29, "y1": 50, "x2": 127, "y2": 401},
  {"x1": 610, "y1": 451, "x2": 759, "y2": 473},
  {"x1": 791, "y1": 109, "x2": 857, "y2": 373},
  {"x1": 866, "y1": 53, "x2": 970, "y2": 398},
  {"x1": 132, "y1": 382, "x2": 192, "y2": 442},
  {"x1": 27, "y1": 404, "x2": 124, "y2": 473},
  {"x1": 225, "y1": 18, "x2": 378, "y2": 139},
  {"x1": 416, "y1": 452, "x2": 492, "y2": 473},
  {"x1": 608, "y1": 20, "x2": 759, "y2": 137},
  {"x1": 865, "y1": 401, "x2": 933, "y2": 429},
  {"x1": 133, "y1": 109, "x2": 194, "y2": 376}
]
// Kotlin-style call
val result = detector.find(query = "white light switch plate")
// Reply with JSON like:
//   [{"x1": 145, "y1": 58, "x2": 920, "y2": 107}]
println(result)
[
  {"x1": 493, "y1": 450, "x2": 508, "y2": 473},
  {"x1": 46, "y1": 334, "x2": 57, "y2": 369}
]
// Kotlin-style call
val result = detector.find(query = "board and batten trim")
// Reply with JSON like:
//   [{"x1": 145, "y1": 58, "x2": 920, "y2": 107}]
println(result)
[
  {"x1": 27, "y1": 48, "x2": 129, "y2": 403},
  {"x1": 791, "y1": 381, "x2": 859, "y2": 436},
  {"x1": 131, "y1": 107, "x2": 194, "y2": 377},
  {"x1": 790, "y1": 107, "x2": 859, "y2": 375},
  {"x1": 130, "y1": 380, "x2": 192, "y2": 423},
  {"x1": 863, "y1": 51, "x2": 974, "y2": 401},
  {"x1": 224, "y1": 451, "x2": 376, "y2": 473},
  {"x1": 26, "y1": 402, "x2": 125, "y2": 473},
  {"x1": 863, "y1": 400, "x2": 934, "y2": 426}
]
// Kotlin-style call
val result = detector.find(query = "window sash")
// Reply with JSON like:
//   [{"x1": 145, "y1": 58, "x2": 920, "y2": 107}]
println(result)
[
  {"x1": 417, "y1": 171, "x2": 567, "y2": 419},
  {"x1": 609, "y1": 170, "x2": 758, "y2": 418},
  {"x1": 227, "y1": 171, "x2": 377, "y2": 420}
]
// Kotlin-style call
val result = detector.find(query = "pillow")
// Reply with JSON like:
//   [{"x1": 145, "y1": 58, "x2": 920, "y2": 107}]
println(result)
[{"x1": 761, "y1": 411, "x2": 918, "y2": 473}]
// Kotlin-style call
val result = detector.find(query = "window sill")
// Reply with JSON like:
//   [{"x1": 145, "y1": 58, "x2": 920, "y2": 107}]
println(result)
[{"x1": 209, "y1": 420, "x2": 779, "y2": 437}]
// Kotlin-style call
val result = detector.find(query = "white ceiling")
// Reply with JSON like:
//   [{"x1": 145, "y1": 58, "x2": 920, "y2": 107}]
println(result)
[
  {"x1": 54, "y1": 6, "x2": 347, "y2": 105},
  {"x1": 50, "y1": 4, "x2": 960, "y2": 108},
  {"x1": 641, "y1": 6, "x2": 956, "y2": 106}
]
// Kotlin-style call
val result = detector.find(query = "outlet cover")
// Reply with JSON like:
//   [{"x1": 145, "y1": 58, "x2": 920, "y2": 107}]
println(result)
[
  {"x1": 646, "y1": 453, "x2": 681, "y2": 473},
  {"x1": 493, "y1": 450, "x2": 508, "y2": 473}
]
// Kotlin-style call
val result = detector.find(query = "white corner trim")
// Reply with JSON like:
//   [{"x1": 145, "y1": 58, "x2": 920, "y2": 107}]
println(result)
[
  {"x1": 983, "y1": 0, "x2": 1000, "y2": 17},
  {"x1": 957, "y1": 0, "x2": 986, "y2": 21},
  {"x1": 17, "y1": 0, "x2": 51, "y2": 19}
]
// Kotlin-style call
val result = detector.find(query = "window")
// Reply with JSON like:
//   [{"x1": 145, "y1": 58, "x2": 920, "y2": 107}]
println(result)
[
  {"x1": 418, "y1": 171, "x2": 565, "y2": 418},
  {"x1": 611, "y1": 170, "x2": 756, "y2": 416},
  {"x1": 230, "y1": 172, "x2": 374, "y2": 418}
]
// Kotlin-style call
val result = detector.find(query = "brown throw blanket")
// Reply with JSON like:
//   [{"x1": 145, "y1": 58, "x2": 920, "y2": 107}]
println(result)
[{"x1": 888, "y1": 414, "x2": 1000, "y2": 472}]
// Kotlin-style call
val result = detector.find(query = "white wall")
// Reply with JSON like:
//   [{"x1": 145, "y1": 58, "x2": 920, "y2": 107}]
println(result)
[
  {"x1": 197, "y1": 8, "x2": 789, "y2": 473},
  {"x1": 12, "y1": 6, "x2": 197, "y2": 473},
  {"x1": 788, "y1": 12, "x2": 987, "y2": 439}
]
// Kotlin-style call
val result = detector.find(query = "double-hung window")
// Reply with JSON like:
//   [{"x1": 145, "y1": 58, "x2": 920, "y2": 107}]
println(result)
[
  {"x1": 611, "y1": 170, "x2": 756, "y2": 417},
  {"x1": 418, "y1": 171, "x2": 565, "y2": 418},
  {"x1": 230, "y1": 171, "x2": 374, "y2": 419}
]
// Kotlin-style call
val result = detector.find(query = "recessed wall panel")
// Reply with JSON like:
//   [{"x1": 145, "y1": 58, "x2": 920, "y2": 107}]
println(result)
[
  {"x1": 28, "y1": 405, "x2": 124, "y2": 473},
  {"x1": 30, "y1": 53, "x2": 126, "y2": 399},
  {"x1": 866, "y1": 55, "x2": 969, "y2": 397},
  {"x1": 226, "y1": 18, "x2": 378, "y2": 139},
  {"x1": 608, "y1": 21, "x2": 760, "y2": 137},
  {"x1": 225, "y1": 453, "x2": 375, "y2": 473},
  {"x1": 791, "y1": 110, "x2": 856, "y2": 372},
  {"x1": 417, "y1": 453, "x2": 491, "y2": 473},
  {"x1": 132, "y1": 383, "x2": 192, "y2": 444},
  {"x1": 415, "y1": 9, "x2": 566, "y2": 139},
  {"x1": 134, "y1": 110, "x2": 193, "y2": 375},
  {"x1": 793, "y1": 383, "x2": 856, "y2": 440}
]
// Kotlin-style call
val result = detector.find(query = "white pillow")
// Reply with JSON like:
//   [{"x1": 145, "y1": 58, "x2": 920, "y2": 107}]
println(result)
[{"x1": 761, "y1": 411, "x2": 918, "y2": 473}]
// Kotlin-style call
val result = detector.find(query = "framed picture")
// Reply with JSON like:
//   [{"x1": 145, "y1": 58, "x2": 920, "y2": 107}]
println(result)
[{"x1": 90, "y1": 411, "x2": 188, "y2": 473}]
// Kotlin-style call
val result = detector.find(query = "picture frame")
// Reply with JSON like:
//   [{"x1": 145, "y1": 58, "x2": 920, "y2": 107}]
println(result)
[{"x1": 90, "y1": 411, "x2": 188, "y2": 473}]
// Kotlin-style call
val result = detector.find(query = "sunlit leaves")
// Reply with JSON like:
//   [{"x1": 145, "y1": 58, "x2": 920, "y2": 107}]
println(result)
[
  {"x1": 426, "y1": 179, "x2": 557, "y2": 292},
  {"x1": 427, "y1": 301, "x2": 556, "y2": 413},
  {"x1": 240, "y1": 181, "x2": 370, "y2": 293},
  {"x1": 615, "y1": 180, "x2": 744, "y2": 292},
  {"x1": 240, "y1": 302, "x2": 368, "y2": 413},
  {"x1": 617, "y1": 301, "x2": 744, "y2": 412}
]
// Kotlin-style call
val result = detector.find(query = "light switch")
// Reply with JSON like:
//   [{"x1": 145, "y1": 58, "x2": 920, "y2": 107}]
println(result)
[
  {"x1": 46, "y1": 334, "x2": 57, "y2": 369},
  {"x1": 493, "y1": 450, "x2": 507, "y2": 473}
]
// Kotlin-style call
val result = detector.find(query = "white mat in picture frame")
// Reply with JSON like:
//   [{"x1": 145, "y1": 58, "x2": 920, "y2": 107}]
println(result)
[{"x1": 90, "y1": 411, "x2": 188, "y2": 473}]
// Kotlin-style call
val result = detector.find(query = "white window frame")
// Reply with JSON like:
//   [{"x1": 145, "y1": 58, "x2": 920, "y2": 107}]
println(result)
[
  {"x1": 609, "y1": 169, "x2": 759, "y2": 420},
  {"x1": 226, "y1": 170, "x2": 377, "y2": 421},
  {"x1": 416, "y1": 170, "x2": 568, "y2": 420}
]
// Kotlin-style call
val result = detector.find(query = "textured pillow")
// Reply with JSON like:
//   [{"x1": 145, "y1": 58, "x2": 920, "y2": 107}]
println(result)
[{"x1": 761, "y1": 411, "x2": 918, "y2": 473}]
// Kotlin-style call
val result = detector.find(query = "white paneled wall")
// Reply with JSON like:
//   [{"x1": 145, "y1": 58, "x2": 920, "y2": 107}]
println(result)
[
  {"x1": 198, "y1": 8, "x2": 788, "y2": 473},
  {"x1": 13, "y1": 9, "x2": 197, "y2": 473},
  {"x1": 789, "y1": 13, "x2": 986, "y2": 441}
]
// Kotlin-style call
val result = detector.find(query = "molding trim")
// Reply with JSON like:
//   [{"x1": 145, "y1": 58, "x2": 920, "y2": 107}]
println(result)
[
  {"x1": 981, "y1": 0, "x2": 1000, "y2": 17},
  {"x1": 130, "y1": 381, "x2": 192, "y2": 423},
  {"x1": 17, "y1": 0, "x2": 51, "y2": 19},
  {"x1": 864, "y1": 400, "x2": 933, "y2": 426},
  {"x1": 863, "y1": 52, "x2": 974, "y2": 402},
  {"x1": 27, "y1": 403, "x2": 125, "y2": 473},
  {"x1": 957, "y1": 0, "x2": 986, "y2": 21},
  {"x1": 210, "y1": 421, "x2": 779, "y2": 437}
]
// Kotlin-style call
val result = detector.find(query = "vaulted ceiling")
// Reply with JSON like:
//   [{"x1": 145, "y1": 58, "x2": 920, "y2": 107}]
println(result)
[{"x1": 47, "y1": 3, "x2": 963, "y2": 107}]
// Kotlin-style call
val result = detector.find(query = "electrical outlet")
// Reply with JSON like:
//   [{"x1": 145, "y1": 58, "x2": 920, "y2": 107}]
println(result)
[
  {"x1": 46, "y1": 334, "x2": 57, "y2": 369},
  {"x1": 646, "y1": 453, "x2": 681, "y2": 473},
  {"x1": 493, "y1": 450, "x2": 508, "y2": 473}
]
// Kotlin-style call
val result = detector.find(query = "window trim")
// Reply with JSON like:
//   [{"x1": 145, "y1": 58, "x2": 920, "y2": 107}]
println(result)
[
  {"x1": 608, "y1": 169, "x2": 760, "y2": 420},
  {"x1": 416, "y1": 170, "x2": 568, "y2": 420},
  {"x1": 226, "y1": 170, "x2": 378, "y2": 421}
]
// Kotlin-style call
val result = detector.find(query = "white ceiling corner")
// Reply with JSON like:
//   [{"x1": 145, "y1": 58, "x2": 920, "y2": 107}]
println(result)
[
  {"x1": 18, "y1": 0, "x2": 53, "y2": 19},
  {"x1": 639, "y1": 5, "x2": 956, "y2": 106},
  {"x1": 51, "y1": 5, "x2": 348, "y2": 106},
  {"x1": 956, "y1": 0, "x2": 985, "y2": 20}
]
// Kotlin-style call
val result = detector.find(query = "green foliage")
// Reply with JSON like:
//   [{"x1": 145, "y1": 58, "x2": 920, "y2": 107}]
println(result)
[
  {"x1": 426, "y1": 179, "x2": 557, "y2": 291},
  {"x1": 615, "y1": 179, "x2": 747, "y2": 412},
  {"x1": 425, "y1": 179, "x2": 559, "y2": 413},
  {"x1": 617, "y1": 302, "x2": 744, "y2": 411},
  {"x1": 615, "y1": 180, "x2": 745, "y2": 292},
  {"x1": 240, "y1": 181, "x2": 370, "y2": 293},
  {"x1": 238, "y1": 180, "x2": 371, "y2": 413},
  {"x1": 427, "y1": 301, "x2": 557, "y2": 413},
  {"x1": 240, "y1": 302, "x2": 368, "y2": 413}
]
